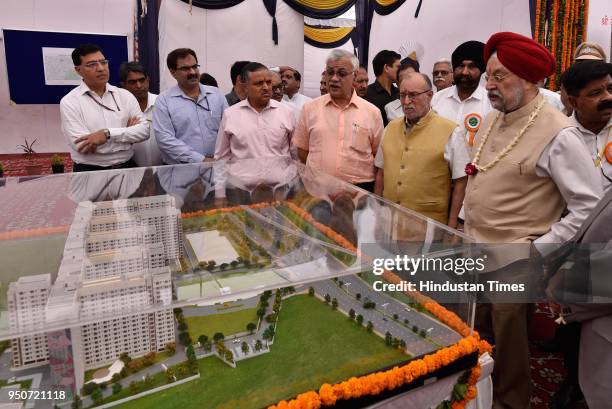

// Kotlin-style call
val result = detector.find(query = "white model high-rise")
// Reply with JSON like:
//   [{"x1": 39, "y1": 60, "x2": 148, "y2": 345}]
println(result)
[{"x1": 8, "y1": 195, "x2": 182, "y2": 392}]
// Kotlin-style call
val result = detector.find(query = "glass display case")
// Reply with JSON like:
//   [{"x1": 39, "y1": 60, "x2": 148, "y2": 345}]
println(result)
[{"x1": 0, "y1": 158, "x2": 481, "y2": 409}]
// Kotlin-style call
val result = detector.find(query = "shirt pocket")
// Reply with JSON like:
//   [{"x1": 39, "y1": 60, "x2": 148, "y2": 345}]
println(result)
[
  {"x1": 262, "y1": 124, "x2": 290, "y2": 154},
  {"x1": 348, "y1": 123, "x2": 373, "y2": 154}
]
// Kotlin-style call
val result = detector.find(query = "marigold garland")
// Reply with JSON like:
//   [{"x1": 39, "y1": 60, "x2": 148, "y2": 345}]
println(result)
[
  {"x1": 268, "y1": 202, "x2": 492, "y2": 409},
  {"x1": 534, "y1": 0, "x2": 589, "y2": 91}
]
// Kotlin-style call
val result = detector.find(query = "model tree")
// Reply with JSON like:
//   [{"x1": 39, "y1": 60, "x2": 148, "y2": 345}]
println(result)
[
  {"x1": 331, "y1": 298, "x2": 338, "y2": 310},
  {"x1": 91, "y1": 388, "x2": 103, "y2": 405},
  {"x1": 213, "y1": 332, "x2": 225, "y2": 342},
  {"x1": 112, "y1": 383, "x2": 122, "y2": 394},
  {"x1": 186, "y1": 345, "x2": 196, "y2": 362},
  {"x1": 367, "y1": 321, "x2": 374, "y2": 332},
  {"x1": 356, "y1": 314, "x2": 364, "y2": 325},
  {"x1": 247, "y1": 322, "x2": 256, "y2": 334},
  {"x1": 165, "y1": 342, "x2": 176, "y2": 355},
  {"x1": 241, "y1": 341, "x2": 250, "y2": 355},
  {"x1": 348, "y1": 308, "x2": 356, "y2": 320}
]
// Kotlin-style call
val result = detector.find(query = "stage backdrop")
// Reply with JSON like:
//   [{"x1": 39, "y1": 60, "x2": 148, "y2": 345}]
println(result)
[
  {"x1": 158, "y1": 0, "x2": 304, "y2": 94},
  {"x1": 368, "y1": 0, "x2": 532, "y2": 82}
]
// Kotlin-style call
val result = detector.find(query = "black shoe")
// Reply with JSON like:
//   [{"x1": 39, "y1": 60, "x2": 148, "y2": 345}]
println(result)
[{"x1": 550, "y1": 380, "x2": 585, "y2": 409}]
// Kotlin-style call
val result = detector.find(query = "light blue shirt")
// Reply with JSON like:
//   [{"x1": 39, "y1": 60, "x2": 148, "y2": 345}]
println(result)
[{"x1": 153, "y1": 84, "x2": 228, "y2": 164}]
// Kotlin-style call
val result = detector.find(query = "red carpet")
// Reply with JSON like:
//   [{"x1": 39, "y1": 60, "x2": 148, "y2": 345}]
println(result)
[{"x1": 529, "y1": 303, "x2": 588, "y2": 409}]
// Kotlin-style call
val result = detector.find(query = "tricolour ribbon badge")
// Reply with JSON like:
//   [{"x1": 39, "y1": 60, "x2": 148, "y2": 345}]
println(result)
[{"x1": 464, "y1": 113, "x2": 482, "y2": 147}]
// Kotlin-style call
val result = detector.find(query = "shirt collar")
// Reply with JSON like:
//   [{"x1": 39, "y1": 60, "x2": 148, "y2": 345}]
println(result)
[
  {"x1": 324, "y1": 90, "x2": 360, "y2": 109},
  {"x1": 450, "y1": 85, "x2": 486, "y2": 103},
  {"x1": 238, "y1": 97, "x2": 278, "y2": 112},
  {"x1": 571, "y1": 112, "x2": 612, "y2": 136},
  {"x1": 145, "y1": 92, "x2": 157, "y2": 113},
  {"x1": 372, "y1": 79, "x2": 398, "y2": 96},
  {"x1": 283, "y1": 93, "x2": 302, "y2": 102},
  {"x1": 77, "y1": 80, "x2": 117, "y2": 96},
  {"x1": 404, "y1": 109, "x2": 434, "y2": 132},
  {"x1": 170, "y1": 84, "x2": 212, "y2": 100}
]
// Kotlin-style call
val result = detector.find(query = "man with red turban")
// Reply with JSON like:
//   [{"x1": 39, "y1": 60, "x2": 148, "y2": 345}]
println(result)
[{"x1": 463, "y1": 32, "x2": 602, "y2": 409}]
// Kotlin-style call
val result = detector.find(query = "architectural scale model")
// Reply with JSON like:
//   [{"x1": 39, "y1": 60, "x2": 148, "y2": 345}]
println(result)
[
  {"x1": 7, "y1": 195, "x2": 182, "y2": 395},
  {"x1": 2, "y1": 196, "x2": 476, "y2": 409}
]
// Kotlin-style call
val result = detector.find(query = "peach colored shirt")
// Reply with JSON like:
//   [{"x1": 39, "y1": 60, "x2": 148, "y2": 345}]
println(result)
[{"x1": 292, "y1": 92, "x2": 384, "y2": 184}]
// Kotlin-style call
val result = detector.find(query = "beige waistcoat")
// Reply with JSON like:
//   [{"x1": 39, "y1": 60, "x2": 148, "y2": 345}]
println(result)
[
  {"x1": 464, "y1": 94, "x2": 572, "y2": 243},
  {"x1": 382, "y1": 110, "x2": 456, "y2": 224}
]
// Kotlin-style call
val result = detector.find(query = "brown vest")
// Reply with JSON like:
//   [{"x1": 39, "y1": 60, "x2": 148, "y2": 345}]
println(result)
[
  {"x1": 464, "y1": 94, "x2": 571, "y2": 243},
  {"x1": 382, "y1": 110, "x2": 456, "y2": 224}
]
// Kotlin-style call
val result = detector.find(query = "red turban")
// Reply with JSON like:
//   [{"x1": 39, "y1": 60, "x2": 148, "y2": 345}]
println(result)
[{"x1": 484, "y1": 32, "x2": 555, "y2": 84}]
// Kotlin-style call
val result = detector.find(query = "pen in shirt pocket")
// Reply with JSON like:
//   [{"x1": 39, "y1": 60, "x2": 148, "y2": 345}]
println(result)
[{"x1": 352, "y1": 122, "x2": 359, "y2": 145}]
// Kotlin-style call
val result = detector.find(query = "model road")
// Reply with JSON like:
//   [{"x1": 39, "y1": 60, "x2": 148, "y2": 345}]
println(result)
[
  {"x1": 312, "y1": 276, "x2": 462, "y2": 357},
  {"x1": 341, "y1": 275, "x2": 462, "y2": 347}
]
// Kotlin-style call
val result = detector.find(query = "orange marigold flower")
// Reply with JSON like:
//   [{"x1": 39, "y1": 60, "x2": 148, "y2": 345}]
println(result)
[{"x1": 319, "y1": 384, "x2": 336, "y2": 406}]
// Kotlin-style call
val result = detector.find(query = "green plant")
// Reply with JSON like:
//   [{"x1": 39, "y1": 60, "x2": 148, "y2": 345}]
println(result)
[
  {"x1": 17, "y1": 138, "x2": 37, "y2": 160},
  {"x1": 51, "y1": 154, "x2": 63, "y2": 165}
]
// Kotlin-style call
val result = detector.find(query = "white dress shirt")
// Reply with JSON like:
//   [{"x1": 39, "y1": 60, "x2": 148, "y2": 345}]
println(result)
[
  {"x1": 132, "y1": 92, "x2": 163, "y2": 167},
  {"x1": 532, "y1": 127, "x2": 603, "y2": 250},
  {"x1": 431, "y1": 85, "x2": 492, "y2": 154},
  {"x1": 384, "y1": 99, "x2": 403, "y2": 122},
  {"x1": 282, "y1": 92, "x2": 312, "y2": 121},
  {"x1": 60, "y1": 81, "x2": 149, "y2": 167},
  {"x1": 539, "y1": 88, "x2": 565, "y2": 112},
  {"x1": 570, "y1": 114, "x2": 612, "y2": 193}
]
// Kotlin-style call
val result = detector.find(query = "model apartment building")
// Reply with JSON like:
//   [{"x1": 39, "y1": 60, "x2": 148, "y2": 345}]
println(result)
[{"x1": 7, "y1": 195, "x2": 182, "y2": 392}]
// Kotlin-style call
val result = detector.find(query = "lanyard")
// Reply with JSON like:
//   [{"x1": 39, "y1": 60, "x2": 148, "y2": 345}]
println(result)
[{"x1": 87, "y1": 91, "x2": 121, "y2": 112}]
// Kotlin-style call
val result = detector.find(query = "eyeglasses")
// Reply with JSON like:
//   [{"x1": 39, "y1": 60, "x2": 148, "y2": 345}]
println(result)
[
  {"x1": 325, "y1": 69, "x2": 353, "y2": 79},
  {"x1": 82, "y1": 59, "x2": 109, "y2": 69},
  {"x1": 399, "y1": 90, "x2": 430, "y2": 101},
  {"x1": 176, "y1": 64, "x2": 200, "y2": 73},
  {"x1": 484, "y1": 71, "x2": 512, "y2": 84}
]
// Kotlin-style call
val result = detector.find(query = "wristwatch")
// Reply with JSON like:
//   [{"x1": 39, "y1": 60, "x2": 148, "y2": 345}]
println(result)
[{"x1": 103, "y1": 129, "x2": 111, "y2": 141}]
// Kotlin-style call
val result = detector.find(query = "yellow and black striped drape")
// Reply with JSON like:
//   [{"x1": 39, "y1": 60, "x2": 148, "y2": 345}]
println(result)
[
  {"x1": 284, "y1": 0, "x2": 356, "y2": 19},
  {"x1": 304, "y1": 25, "x2": 354, "y2": 48}
]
